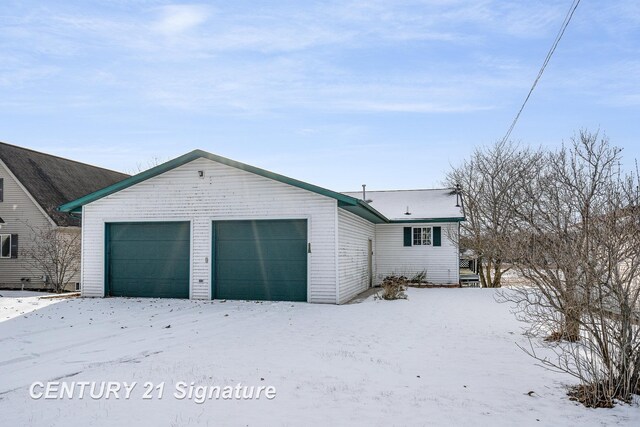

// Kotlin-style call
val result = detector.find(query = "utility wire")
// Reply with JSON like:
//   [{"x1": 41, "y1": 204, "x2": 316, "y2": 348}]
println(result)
[{"x1": 501, "y1": 0, "x2": 581, "y2": 144}]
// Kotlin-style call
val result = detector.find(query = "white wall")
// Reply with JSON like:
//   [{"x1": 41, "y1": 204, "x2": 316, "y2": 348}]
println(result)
[
  {"x1": 81, "y1": 157, "x2": 339, "y2": 303},
  {"x1": 337, "y1": 209, "x2": 375, "y2": 304},
  {"x1": 375, "y1": 223, "x2": 459, "y2": 285}
]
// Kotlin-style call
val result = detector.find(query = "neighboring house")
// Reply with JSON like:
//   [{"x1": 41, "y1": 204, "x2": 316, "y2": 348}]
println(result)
[
  {"x1": 59, "y1": 150, "x2": 465, "y2": 304},
  {"x1": 0, "y1": 142, "x2": 129, "y2": 291}
]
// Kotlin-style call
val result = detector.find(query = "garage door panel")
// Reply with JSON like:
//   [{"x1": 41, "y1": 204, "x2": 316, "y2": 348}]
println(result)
[
  {"x1": 107, "y1": 222, "x2": 190, "y2": 299},
  {"x1": 216, "y1": 279, "x2": 306, "y2": 301},
  {"x1": 109, "y1": 242, "x2": 189, "y2": 260},
  {"x1": 213, "y1": 220, "x2": 307, "y2": 302},
  {"x1": 216, "y1": 260, "x2": 306, "y2": 281},
  {"x1": 214, "y1": 241, "x2": 307, "y2": 261},
  {"x1": 216, "y1": 221, "x2": 306, "y2": 241},
  {"x1": 109, "y1": 223, "x2": 190, "y2": 241},
  {"x1": 109, "y1": 260, "x2": 189, "y2": 280},
  {"x1": 109, "y1": 279, "x2": 188, "y2": 298}
]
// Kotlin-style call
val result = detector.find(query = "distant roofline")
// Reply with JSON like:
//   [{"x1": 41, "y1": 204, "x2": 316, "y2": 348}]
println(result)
[
  {"x1": 0, "y1": 141, "x2": 130, "y2": 227},
  {"x1": 0, "y1": 141, "x2": 128, "y2": 176}
]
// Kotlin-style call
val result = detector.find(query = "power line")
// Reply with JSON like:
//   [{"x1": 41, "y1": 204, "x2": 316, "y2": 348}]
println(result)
[{"x1": 501, "y1": 0, "x2": 581, "y2": 144}]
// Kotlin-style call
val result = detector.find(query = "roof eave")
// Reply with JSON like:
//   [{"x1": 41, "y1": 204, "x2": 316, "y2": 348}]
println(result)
[
  {"x1": 339, "y1": 200, "x2": 389, "y2": 224},
  {"x1": 387, "y1": 217, "x2": 466, "y2": 224}
]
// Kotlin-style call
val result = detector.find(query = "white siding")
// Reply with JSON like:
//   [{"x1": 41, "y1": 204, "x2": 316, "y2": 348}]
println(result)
[
  {"x1": 0, "y1": 161, "x2": 79, "y2": 290},
  {"x1": 81, "y1": 158, "x2": 338, "y2": 303},
  {"x1": 375, "y1": 223, "x2": 459, "y2": 285},
  {"x1": 337, "y1": 209, "x2": 375, "y2": 304}
]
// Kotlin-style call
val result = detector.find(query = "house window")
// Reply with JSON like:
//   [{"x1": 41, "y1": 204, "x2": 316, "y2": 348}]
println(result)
[
  {"x1": 413, "y1": 227, "x2": 431, "y2": 246},
  {"x1": 1, "y1": 234, "x2": 10, "y2": 258},
  {"x1": 0, "y1": 177, "x2": 3, "y2": 202},
  {"x1": 0, "y1": 234, "x2": 17, "y2": 258}
]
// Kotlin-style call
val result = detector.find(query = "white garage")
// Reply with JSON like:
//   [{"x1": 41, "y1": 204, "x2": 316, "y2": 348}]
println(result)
[{"x1": 59, "y1": 150, "x2": 464, "y2": 304}]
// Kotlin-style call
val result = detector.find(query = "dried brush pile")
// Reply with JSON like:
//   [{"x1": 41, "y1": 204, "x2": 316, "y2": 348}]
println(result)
[{"x1": 376, "y1": 275, "x2": 408, "y2": 300}]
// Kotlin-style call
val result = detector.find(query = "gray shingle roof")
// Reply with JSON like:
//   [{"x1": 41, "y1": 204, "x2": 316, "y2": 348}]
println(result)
[{"x1": 0, "y1": 142, "x2": 129, "y2": 226}]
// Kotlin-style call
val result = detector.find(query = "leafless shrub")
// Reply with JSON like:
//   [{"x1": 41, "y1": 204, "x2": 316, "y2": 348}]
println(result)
[
  {"x1": 409, "y1": 271, "x2": 427, "y2": 284},
  {"x1": 498, "y1": 131, "x2": 640, "y2": 407},
  {"x1": 20, "y1": 224, "x2": 80, "y2": 293},
  {"x1": 376, "y1": 275, "x2": 408, "y2": 300}
]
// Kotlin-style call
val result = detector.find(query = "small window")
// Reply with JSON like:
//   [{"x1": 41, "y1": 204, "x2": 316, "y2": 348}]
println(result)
[
  {"x1": 0, "y1": 234, "x2": 10, "y2": 258},
  {"x1": 412, "y1": 227, "x2": 432, "y2": 246},
  {"x1": 0, "y1": 177, "x2": 3, "y2": 202},
  {"x1": 0, "y1": 234, "x2": 17, "y2": 258},
  {"x1": 75, "y1": 282, "x2": 81, "y2": 291}
]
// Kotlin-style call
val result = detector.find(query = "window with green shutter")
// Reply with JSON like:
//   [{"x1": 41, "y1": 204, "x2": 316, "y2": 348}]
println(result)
[{"x1": 404, "y1": 226, "x2": 442, "y2": 247}]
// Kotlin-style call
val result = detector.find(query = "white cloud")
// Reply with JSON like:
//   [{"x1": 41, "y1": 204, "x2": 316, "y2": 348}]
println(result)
[
  {"x1": 1, "y1": 0, "x2": 638, "y2": 115},
  {"x1": 151, "y1": 4, "x2": 211, "y2": 35}
]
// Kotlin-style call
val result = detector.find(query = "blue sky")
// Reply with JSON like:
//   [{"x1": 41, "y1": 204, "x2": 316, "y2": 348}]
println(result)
[{"x1": 1, "y1": 1, "x2": 639, "y2": 191}]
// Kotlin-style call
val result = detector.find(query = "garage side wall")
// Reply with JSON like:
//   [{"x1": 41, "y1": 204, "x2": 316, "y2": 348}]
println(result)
[
  {"x1": 337, "y1": 209, "x2": 375, "y2": 304},
  {"x1": 375, "y1": 222, "x2": 459, "y2": 285},
  {"x1": 81, "y1": 158, "x2": 338, "y2": 303}
]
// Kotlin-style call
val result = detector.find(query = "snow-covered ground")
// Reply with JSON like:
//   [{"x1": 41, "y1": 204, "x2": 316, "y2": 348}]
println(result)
[
  {"x1": 0, "y1": 289, "x2": 637, "y2": 426},
  {"x1": 0, "y1": 291, "x2": 60, "y2": 321}
]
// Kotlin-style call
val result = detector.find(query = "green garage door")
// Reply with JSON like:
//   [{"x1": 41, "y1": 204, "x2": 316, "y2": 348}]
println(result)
[
  {"x1": 213, "y1": 219, "x2": 307, "y2": 302},
  {"x1": 106, "y1": 222, "x2": 190, "y2": 298}
]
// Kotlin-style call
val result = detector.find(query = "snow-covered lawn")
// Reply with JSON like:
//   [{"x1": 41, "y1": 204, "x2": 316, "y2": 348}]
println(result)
[
  {"x1": 0, "y1": 291, "x2": 60, "y2": 321},
  {"x1": 0, "y1": 289, "x2": 637, "y2": 426}
]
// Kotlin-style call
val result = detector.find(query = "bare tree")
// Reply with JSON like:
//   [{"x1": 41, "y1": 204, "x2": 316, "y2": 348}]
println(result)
[
  {"x1": 502, "y1": 131, "x2": 640, "y2": 406},
  {"x1": 508, "y1": 132, "x2": 621, "y2": 339},
  {"x1": 129, "y1": 156, "x2": 167, "y2": 174},
  {"x1": 447, "y1": 141, "x2": 541, "y2": 287},
  {"x1": 20, "y1": 224, "x2": 81, "y2": 293}
]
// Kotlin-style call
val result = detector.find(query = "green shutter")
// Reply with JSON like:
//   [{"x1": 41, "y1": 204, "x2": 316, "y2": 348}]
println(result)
[
  {"x1": 433, "y1": 226, "x2": 441, "y2": 247},
  {"x1": 10, "y1": 234, "x2": 18, "y2": 258},
  {"x1": 403, "y1": 227, "x2": 412, "y2": 246}
]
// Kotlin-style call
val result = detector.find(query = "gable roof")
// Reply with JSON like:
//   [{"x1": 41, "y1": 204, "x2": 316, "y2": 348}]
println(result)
[
  {"x1": 58, "y1": 149, "x2": 389, "y2": 224},
  {"x1": 342, "y1": 189, "x2": 465, "y2": 222},
  {"x1": 0, "y1": 142, "x2": 129, "y2": 226}
]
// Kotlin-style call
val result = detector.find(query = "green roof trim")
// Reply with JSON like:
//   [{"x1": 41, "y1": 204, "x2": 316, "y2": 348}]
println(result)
[
  {"x1": 388, "y1": 217, "x2": 466, "y2": 224},
  {"x1": 340, "y1": 200, "x2": 389, "y2": 224},
  {"x1": 58, "y1": 150, "x2": 388, "y2": 222}
]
